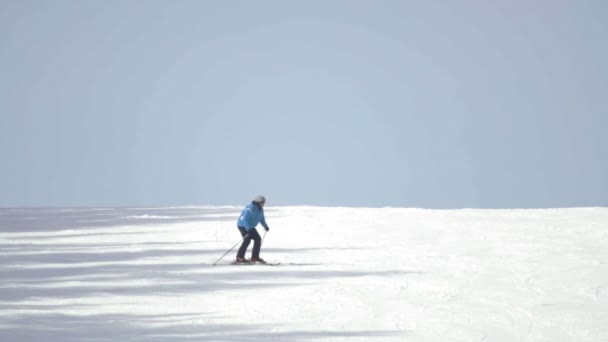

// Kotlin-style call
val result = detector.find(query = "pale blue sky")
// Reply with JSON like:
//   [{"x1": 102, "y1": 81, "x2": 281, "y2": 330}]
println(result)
[{"x1": 1, "y1": 1, "x2": 606, "y2": 208}]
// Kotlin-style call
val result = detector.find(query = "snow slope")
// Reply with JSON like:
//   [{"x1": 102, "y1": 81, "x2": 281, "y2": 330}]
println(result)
[{"x1": 1, "y1": 206, "x2": 607, "y2": 341}]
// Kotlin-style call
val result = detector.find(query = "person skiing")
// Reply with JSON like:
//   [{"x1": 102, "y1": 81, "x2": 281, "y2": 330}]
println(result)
[{"x1": 236, "y1": 195, "x2": 270, "y2": 263}]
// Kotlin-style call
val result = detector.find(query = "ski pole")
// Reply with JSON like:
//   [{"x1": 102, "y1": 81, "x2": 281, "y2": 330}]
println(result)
[
  {"x1": 261, "y1": 230, "x2": 267, "y2": 246},
  {"x1": 213, "y1": 234, "x2": 248, "y2": 266}
]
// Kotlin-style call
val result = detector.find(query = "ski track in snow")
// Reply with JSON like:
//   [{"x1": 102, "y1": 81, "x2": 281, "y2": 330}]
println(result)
[{"x1": 0, "y1": 206, "x2": 607, "y2": 341}]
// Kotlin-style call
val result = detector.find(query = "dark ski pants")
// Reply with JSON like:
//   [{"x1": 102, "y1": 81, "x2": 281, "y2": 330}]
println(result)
[{"x1": 237, "y1": 226, "x2": 261, "y2": 259}]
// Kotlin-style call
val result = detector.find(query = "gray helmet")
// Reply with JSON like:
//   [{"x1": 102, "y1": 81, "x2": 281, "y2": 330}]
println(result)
[{"x1": 253, "y1": 195, "x2": 266, "y2": 204}]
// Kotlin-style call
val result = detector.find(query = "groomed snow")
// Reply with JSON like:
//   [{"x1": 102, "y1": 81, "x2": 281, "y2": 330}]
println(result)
[{"x1": 1, "y1": 206, "x2": 607, "y2": 341}]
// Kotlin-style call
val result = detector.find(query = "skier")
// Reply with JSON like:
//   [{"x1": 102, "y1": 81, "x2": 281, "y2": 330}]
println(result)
[{"x1": 236, "y1": 195, "x2": 270, "y2": 263}]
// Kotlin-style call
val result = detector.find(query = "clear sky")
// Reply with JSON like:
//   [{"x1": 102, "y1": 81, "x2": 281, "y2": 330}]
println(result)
[{"x1": 1, "y1": 1, "x2": 606, "y2": 208}]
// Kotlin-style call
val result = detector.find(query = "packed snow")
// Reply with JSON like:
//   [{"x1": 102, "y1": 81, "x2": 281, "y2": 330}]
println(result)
[{"x1": 0, "y1": 206, "x2": 607, "y2": 341}]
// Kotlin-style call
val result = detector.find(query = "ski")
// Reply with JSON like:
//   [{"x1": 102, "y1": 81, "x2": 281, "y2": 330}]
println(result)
[
  {"x1": 214, "y1": 262, "x2": 317, "y2": 267},
  {"x1": 229, "y1": 261, "x2": 280, "y2": 266}
]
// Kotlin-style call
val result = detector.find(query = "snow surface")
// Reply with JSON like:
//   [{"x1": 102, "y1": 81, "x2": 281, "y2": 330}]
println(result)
[{"x1": 1, "y1": 206, "x2": 607, "y2": 341}]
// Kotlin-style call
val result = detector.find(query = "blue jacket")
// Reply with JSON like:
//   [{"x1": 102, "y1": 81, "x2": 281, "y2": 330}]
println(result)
[{"x1": 237, "y1": 202, "x2": 268, "y2": 231}]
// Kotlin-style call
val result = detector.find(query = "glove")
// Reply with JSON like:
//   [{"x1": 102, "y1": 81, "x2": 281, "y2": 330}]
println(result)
[{"x1": 264, "y1": 226, "x2": 270, "y2": 232}]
